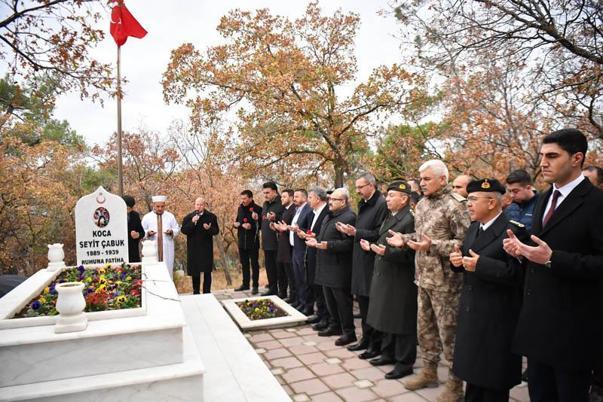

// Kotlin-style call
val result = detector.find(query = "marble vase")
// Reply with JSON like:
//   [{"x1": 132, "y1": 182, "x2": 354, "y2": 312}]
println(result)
[
  {"x1": 47, "y1": 243, "x2": 66, "y2": 272},
  {"x1": 55, "y1": 282, "x2": 88, "y2": 333}
]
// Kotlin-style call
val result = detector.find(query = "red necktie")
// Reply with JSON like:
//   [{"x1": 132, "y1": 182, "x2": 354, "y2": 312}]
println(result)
[{"x1": 542, "y1": 190, "x2": 561, "y2": 227}]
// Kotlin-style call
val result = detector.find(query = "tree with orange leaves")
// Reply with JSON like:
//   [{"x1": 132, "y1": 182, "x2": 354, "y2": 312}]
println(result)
[{"x1": 162, "y1": 2, "x2": 429, "y2": 187}]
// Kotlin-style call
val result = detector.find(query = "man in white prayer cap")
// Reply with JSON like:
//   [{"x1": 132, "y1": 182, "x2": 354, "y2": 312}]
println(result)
[{"x1": 141, "y1": 195, "x2": 180, "y2": 278}]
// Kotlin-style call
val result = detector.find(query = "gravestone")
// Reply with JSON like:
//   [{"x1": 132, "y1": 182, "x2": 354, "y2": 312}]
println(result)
[{"x1": 75, "y1": 186, "x2": 128, "y2": 265}]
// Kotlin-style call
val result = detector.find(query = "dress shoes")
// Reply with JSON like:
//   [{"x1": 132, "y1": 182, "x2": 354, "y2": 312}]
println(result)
[
  {"x1": 358, "y1": 349, "x2": 381, "y2": 360},
  {"x1": 306, "y1": 315, "x2": 321, "y2": 324},
  {"x1": 251, "y1": 287, "x2": 259, "y2": 295},
  {"x1": 335, "y1": 334, "x2": 357, "y2": 346},
  {"x1": 278, "y1": 293, "x2": 288, "y2": 300},
  {"x1": 261, "y1": 290, "x2": 276, "y2": 296},
  {"x1": 385, "y1": 365, "x2": 413, "y2": 380},
  {"x1": 318, "y1": 327, "x2": 342, "y2": 337},
  {"x1": 301, "y1": 307, "x2": 314, "y2": 316},
  {"x1": 235, "y1": 285, "x2": 249, "y2": 291},
  {"x1": 369, "y1": 356, "x2": 395, "y2": 366},
  {"x1": 346, "y1": 338, "x2": 369, "y2": 352},
  {"x1": 283, "y1": 297, "x2": 294, "y2": 303},
  {"x1": 312, "y1": 321, "x2": 329, "y2": 331}
]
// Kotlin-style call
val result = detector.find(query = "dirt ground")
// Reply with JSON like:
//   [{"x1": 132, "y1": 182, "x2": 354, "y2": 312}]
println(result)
[{"x1": 175, "y1": 267, "x2": 269, "y2": 294}]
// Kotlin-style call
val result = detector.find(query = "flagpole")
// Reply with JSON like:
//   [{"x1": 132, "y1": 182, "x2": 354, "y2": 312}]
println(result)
[{"x1": 116, "y1": 44, "x2": 124, "y2": 196}]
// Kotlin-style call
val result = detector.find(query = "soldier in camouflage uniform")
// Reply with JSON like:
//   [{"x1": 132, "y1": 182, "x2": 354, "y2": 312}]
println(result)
[{"x1": 388, "y1": 160, "x2": 471, "y2": 402}]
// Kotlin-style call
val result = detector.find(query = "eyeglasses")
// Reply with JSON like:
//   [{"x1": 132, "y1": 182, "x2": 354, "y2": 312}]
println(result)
[
  {"x1": 356, "y1": 183, "x2": 370, "y2": 190},
  {"x1": 467, "y1": 196, "x2": 493, "y2": 202}
]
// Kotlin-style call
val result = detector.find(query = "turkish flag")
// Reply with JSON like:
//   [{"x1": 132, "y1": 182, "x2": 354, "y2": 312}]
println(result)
[{"x1": 110, "y1": 2, "x2": 147, "y2": 47}]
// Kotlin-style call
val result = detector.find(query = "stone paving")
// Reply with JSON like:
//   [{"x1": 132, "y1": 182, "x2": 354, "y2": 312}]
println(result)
[{"x1": 213, "y1": 289, "x2": 530, "y2": 402}]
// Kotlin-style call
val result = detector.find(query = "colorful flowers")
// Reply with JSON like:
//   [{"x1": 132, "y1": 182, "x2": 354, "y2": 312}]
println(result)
[
  {"x1": 13, "y1": 263, "x2": 142, "y2": 318},
  {"x1": 235, "y1": 299, "x2": 288, "y2": 321}
]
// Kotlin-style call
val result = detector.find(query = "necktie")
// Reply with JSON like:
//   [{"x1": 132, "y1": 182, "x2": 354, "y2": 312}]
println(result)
[
  {"x1": 157, "y1": 213, "x2": 164, "y2": 262},
  {"x1": 542, "y1": 190, "x2": 561, "y2": 227}
]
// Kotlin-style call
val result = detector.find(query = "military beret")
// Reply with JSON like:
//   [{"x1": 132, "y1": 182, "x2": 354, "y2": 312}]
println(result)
[
  {"x1": 122, "y1": 195, "x2": 135, "y2": 207},
  {"x1": 387, "y1": 180, "x2": 412, "y2": 194},
  {"x1": 466, "y1": 178, "x2": 506, "y2": 194}
]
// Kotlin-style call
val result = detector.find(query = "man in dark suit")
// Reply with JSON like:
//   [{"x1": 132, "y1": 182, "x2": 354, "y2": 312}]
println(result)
[
  {"x1": 337, "y1": 173, "x2": 388, "y2": 356},
  {"x1": 450, "y1": 179, "x2": 527, "y2": 401},
  {"x1": 298, "y1": 187, "x2": 330, "y2": 320},
  {"x1": 181, "y1": 197, "x2": 220, "y2": 294},
  {"x1": 273, "y1": 189, "x2": 296, "y2": 299},
  {"x1": 307, "y1": 187, "x2": 357, "y2": 346},
  {"x1": 504, "y1": 128, "x2": 603, "y2": 402},
  {"x1": 364, "y1": 180, "x2": 417, "y2": 380}
]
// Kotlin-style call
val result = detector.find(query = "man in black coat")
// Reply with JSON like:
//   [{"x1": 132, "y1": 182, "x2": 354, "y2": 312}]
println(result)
[
  {"x1": 337, "y1": 173, "x2": 388, "y2": 356},
  {"x1": 273, "y1": 189, "x2": 296, "y2": 299},
  {"x1": 307, "y1": 187, "x2": 357, "y2": 347},
  {"x1": 123, "y1": 195, "x2": 144, "y2": 263},
  {"x1": 234, "y1": 190, "x2": 262, "y2": 294},
  {"x1": 261, "y1": 181, "x2": 283, "y2": 296},
  {"x1": 504, "y1": 128, "x2": 603, "y2": 402},
  {"x1": 298, "y1": 187, "x2": 331, "y2": 320},
  {"x1": 450, "y1": 179, "x2": 527, "y2": 401},
  {"x1": 364, "y1": 180, "x2": 416, "y2": 380},
  {"x1": 181, "y1": 197, "x2": 220, "y2": 294}
]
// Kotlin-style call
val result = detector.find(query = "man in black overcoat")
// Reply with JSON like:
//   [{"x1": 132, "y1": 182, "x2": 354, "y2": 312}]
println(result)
[
  {"x1": 234, "y1": 189, "x2": 262, "y2": 294},
  {"x1": 450, "y1": 179, "x2": 527, "y2": 401},
  {"x1": 337, "y1": 173, "x2": 388, "y2": 356},
  {"x1": 364, "y1": 180, "x2": 417, "y2": 380},
  {"x1": 504, "y1": 129, "x2": 603, "y2": 402},
  {"x1": 260, "y1": 181, "x2": 283, "y2": 296},
  {"x1": 307, "y1": 187, "x2": 357, "y2": 346},
  {"x1": 123, "y1": 195, "x2": 144, "y2": 263},
  {"x1": 181, "y1": 197, "x2": 220, "y2": 294}
]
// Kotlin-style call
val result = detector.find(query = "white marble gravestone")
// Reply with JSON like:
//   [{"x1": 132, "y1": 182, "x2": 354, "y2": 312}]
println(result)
[{"x1": 75, "y1": 186, "x2": 128, "y2": 265}]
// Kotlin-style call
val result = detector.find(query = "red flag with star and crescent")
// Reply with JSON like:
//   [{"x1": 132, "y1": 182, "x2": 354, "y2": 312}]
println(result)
[{"x1": 110, "y1": 1, "x2": 147, "y2": 47}]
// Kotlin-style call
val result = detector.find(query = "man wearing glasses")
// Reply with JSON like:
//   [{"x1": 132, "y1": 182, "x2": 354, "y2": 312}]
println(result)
[{"x1": 306, "y1": 188, "x2": 357, "y2": 346}]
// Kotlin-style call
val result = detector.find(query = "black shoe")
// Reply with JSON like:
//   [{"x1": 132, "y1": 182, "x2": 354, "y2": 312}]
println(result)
[
  {"x1": 261, "y1": 289, "x2": 276, "y2": 296},
  {"x1": 358, "y1": 349, "x2": 380, "y2": 360},
  {"x1": 369, "y1": 356, "x2": 395, "y2": 366},
  {"x1": 312, "y1": 321, "x2": 329, "y2": 331},
  {"x1": 301, "y1": 308, "x2": 314, "y2": 316},
  {"x1": 335, "y1": 334, "x2": 357, "y2": 346},
  {"x1": 347, "y1": 338, "x2": 369, "y2": 352},
  {"x1": 385, "y1": 365, "x2": 413, "y2": 380},
  {"x1": 251, "y1": 287, "x2": 259, "y2": 295},
  {"x1": 306, "y1": 315, "x2": 321, "y2": 324},
  {"x1": 235, "y1": 285, "x2": 249, "y2": 291},
  {"x1": 318, "y1": 327, "x2": 342, "y2": 337},
  {"x1": 283, "y1": 297, "x2": 294, "y2": 303}
]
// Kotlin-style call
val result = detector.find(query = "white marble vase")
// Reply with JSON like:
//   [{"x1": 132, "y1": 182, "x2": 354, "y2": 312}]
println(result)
[
  {"x1": 55, "y1": 282, "x2": 88, "y2": 333},
  {"x1": 47, "y1": 243, "x2": 66, "y2": 272}
]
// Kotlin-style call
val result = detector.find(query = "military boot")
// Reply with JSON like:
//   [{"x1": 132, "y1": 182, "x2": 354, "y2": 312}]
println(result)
[
  {"x1": 435, "y1": 376, "x2": 463, "y2": 402},
  {"x1": 403, "y1": 363, "x2": 439, "y2": 391}
]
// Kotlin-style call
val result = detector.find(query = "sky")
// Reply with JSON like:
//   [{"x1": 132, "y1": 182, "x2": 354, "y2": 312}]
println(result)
[{"x1": 51, "y1": 0, "x2": 405, "y2": 147}]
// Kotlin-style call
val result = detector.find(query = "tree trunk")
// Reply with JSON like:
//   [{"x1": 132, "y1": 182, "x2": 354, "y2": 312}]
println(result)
[{"x1": 334, "y1": 163, "x2": 345, "y2": 188}]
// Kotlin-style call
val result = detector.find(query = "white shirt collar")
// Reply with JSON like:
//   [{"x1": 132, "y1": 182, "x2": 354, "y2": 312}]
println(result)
[
  {"x1": 553, "y1": 173, "x2": 585, "y2": 198},
  {"x1": 480, "y1": 211, "x2": 503, "y2": 231},
  {"x1": 314, "y1": 203, "x2": 327, "y2": 214}
]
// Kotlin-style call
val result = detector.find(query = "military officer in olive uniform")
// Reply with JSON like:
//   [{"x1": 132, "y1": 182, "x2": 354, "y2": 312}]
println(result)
[
  {"x1": 449, "y1": 179, "x2": 528, "y2": 402},
  {"x1": 363, "y1": 180, "x2": 417, "y2": 380}
]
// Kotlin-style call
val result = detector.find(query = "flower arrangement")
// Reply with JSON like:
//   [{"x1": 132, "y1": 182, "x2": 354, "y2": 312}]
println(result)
[
  {"x1": 14, "y1": 263, "x2": 142, "y2": 318},
  {"x1": 235, "y1": 298, "x2": 288, "y2": 321}
]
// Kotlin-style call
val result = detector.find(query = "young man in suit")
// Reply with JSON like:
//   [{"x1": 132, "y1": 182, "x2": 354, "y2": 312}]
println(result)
[
  {"x1": 450, "y1": 179, "x2": 527, "y2": 401},
  {"x1": 504, "y1": 128, "x2": 603, "y2": 402}
]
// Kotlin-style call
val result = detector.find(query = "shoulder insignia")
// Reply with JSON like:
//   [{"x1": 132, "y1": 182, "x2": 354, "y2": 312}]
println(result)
[
  {"x1": 509, "y1": 220, "x2": 525, "y2": 228},
  {"x1": 450, "y1": 192, "x2": 466, "y2": 203}
]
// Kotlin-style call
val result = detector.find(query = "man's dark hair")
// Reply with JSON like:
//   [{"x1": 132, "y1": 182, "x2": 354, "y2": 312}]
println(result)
[
  {"x1": 506, "y1": 169, "x2": 533, "y2": 186},
  {"x1": 240, "y1": 189, "x2": 253, "y2": 198},
  {"x1": 584, "y1": 165, "x2": 603, "y2": 185},
  {"x1": 122, "y1": 195, "x2": 135, "y2": 208},
  {"x1": 294, "y1": 188, "x2": 308, "y2": 197},
  {"x1": 262, "y1": 181, "x2": 278, "y2": 191},
  {"x1": 283, "y1": 188, "x2": 294, "y2": 197},
  {"x1": 542, "y1": 128, "x2": 588, "y2": 166}
]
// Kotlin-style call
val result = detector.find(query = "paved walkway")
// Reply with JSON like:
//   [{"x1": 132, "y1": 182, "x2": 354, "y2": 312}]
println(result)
[{"x1": 212, "y1": 289, "x2": 530, "y2": 402}]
